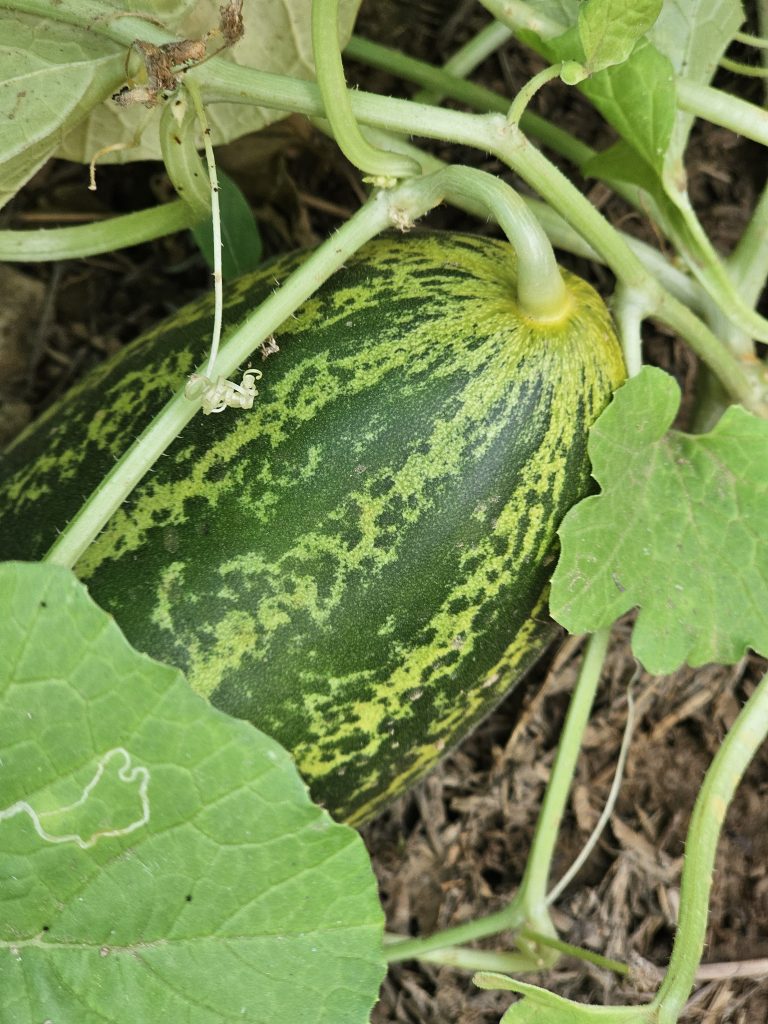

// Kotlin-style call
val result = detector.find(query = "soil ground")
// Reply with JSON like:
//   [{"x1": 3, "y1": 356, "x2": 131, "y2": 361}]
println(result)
[{"x1": 2, "y1": 3, "x2": 767, "y2": 1021}]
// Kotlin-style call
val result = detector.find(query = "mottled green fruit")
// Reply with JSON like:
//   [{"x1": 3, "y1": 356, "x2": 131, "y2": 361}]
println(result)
[{"x1": 0, "y1": 232, "x2": 625, "y2": 823}]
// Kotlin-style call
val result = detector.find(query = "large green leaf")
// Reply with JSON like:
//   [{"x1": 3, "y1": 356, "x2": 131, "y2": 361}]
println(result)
[
  {"x1": 0, "y1": 561, "x2": 384, "y2": 1024},
  {"x1": 0, "y1": 0, "x2": 361, "y2": 208},
  {"x1": 533, "y1": 25, "x2": 675, "y2": 176},
  {"x1": 0, "y1": 12, "x2": 124, "y2": 208},
  {"x1": 549, "y1": 368, "x2": 768, "y2": 673},
  {"x1": 577, "y1": 39, "x2": 676, "y2": 176},
  {"x1": 578, "y1": 0, "x2": 663, "y2": 73}
]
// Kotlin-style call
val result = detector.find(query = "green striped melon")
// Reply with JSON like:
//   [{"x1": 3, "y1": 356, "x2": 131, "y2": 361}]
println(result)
[{"x1": 0, "y1": 232, "x2": 625, "y2": 823}]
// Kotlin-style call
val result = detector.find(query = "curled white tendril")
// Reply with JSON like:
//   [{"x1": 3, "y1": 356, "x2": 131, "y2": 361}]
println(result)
[{"x1": 185, "y1": 367, "x2": 262, "y2": 414}]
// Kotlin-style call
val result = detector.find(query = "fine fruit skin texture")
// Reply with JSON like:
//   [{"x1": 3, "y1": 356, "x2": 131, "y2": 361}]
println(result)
[{"x1": 0, "y1": 232, "x2": 625, "y2": 823}]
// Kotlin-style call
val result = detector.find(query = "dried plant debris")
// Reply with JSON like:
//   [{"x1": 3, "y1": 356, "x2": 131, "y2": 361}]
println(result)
[
  {"x1": 219, "y1": 0, "x2": 245, "y2": 48},
  {"x1": 112, "y1": 2, "x2": 244, "y2": 108}
]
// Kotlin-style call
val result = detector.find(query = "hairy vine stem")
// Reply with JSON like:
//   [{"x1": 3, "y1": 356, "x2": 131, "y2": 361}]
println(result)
[
  {"x1": 0, "y1": 201, "x2": 199, "y2": 260},
  {"x1": 2, "y1": 0, "x2": 764, "y2": 410},
  {"x1": 42, "y1": 165, "x2": 565, "y2": 568},
  {"x1": 43, "y1": 189, "x2": 397, "y2": 569}
]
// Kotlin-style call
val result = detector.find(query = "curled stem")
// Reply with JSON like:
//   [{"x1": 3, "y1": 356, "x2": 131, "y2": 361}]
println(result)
[
  {"x1": 311, "y1": 0, "x2": 419, "y2": 182},
  {"x1": 506, "y1": 63, "x2": 562, "y2": 125},
  {"x1": 415, "y1": 165, "x2": 569, "y2": 319}
]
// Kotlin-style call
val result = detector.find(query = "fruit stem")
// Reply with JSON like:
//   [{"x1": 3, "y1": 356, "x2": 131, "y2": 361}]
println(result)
[{"x1": 434, "y1": 166, "x2": 571, "y2": 320}]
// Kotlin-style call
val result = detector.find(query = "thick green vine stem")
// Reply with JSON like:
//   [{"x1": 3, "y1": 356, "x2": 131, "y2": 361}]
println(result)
[
  {"x1": 513, "y1": 629, "x2": 610, "y2": 935},
  {"x1": 705, "y1": 180, "x2": 768, "y2": 365},
  {"x1": 42, "y1": 165, "x2": 563, "y2": 569},
  {"x1": 42, "y1": 187, "x2": 396, "y2": 569},
  {"x1": 344, "y1": 35, "x2": 598, "y2": 173},
  {"x1": 475, "y1": 0, "x2": 768, "y2": 348},
  {"x1": 625, "y1": 36, "x2": 768, "y2": 149},
  {"x1": 195, "y1": 66, "x2": 765, "y2": 406},
  {"x1": 652, "y1": 667, "x2": 768, "y2": 1023},
  {"x1": 0, "y1": 201, "x2": 199, "y2": 261},
  {"x1": 311, "y1": 0, "x2": 419, "y2": 183}
]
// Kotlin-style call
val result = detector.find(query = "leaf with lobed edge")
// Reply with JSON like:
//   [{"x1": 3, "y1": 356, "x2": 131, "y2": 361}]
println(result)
[{"x1": 550, "y1": 367, "x2": 768, "y2": 674}]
